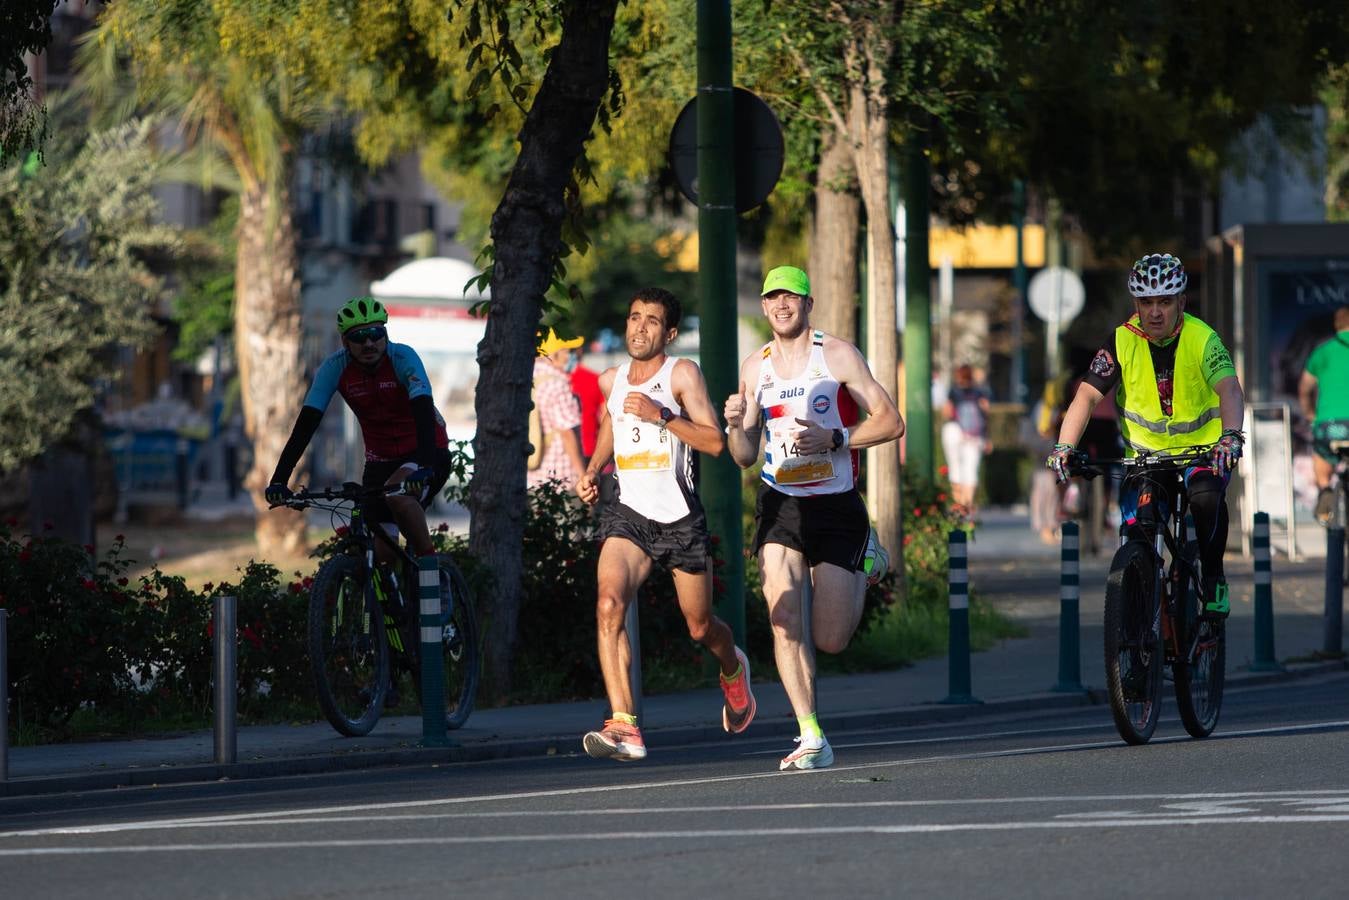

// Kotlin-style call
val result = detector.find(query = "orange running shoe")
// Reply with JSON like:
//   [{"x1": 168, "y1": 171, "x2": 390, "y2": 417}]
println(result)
[
  {"x1": 720, "y1": 646, "x2": 757, "y2": 734},
  {"x1": 582, "y1": 719, "x2": 647, "y2": 761}
]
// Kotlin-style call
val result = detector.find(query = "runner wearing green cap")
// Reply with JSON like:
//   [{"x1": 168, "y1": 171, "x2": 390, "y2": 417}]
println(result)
[{"x1": 724, "y1": 266, "x2": 904, "y2": 770}]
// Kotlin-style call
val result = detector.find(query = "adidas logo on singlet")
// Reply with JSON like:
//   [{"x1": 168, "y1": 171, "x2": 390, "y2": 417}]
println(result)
[{"x1": 649, "y1": 383, "x2": 662, "y2": 392}]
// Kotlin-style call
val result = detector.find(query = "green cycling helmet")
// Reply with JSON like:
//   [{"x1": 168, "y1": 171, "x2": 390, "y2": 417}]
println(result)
[{"x1": 336, "y1": 296, "x2": 388, "y2": 333}]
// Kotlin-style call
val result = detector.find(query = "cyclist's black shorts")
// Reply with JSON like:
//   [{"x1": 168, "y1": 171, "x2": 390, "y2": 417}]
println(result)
[
  {"x1": 751, "y1": 484, "x2": 869, "y2": 572},
  {"x1": 362, "y1": 447, "x2": 452, "y2": 524},
  {"x1": 598, "y1": 499, "x2": 711, "y2": 574},
  {"x1": 1312, "y1": 419, "x2": 1349, "y2": 462}
]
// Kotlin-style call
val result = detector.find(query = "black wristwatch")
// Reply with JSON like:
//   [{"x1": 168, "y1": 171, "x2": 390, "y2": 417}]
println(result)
[
  {"x1": 831, "y1": 428, "x2": 845, "y2": 450},
  {"x1": 659, "y1": 407, "x2": 675, "y2": 429}
]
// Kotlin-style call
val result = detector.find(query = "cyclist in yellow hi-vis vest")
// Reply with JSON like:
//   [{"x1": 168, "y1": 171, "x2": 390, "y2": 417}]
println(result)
[{"x1": 1047, "y1": 253, "x2": 1246, "y2": 618}]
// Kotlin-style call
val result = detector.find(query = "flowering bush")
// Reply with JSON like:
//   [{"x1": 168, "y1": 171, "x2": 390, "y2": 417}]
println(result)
[{"x1": 0, "y1": 519, "x2": 311, "y2": 739}]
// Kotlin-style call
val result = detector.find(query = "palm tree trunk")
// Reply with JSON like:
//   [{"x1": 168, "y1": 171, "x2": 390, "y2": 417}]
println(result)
[
  {"x1": 469, "y1": 0, "x2": 620, "y2": 702},
  {"x1": 235, "y1": 182, "x2": 308, "y2": 557}
]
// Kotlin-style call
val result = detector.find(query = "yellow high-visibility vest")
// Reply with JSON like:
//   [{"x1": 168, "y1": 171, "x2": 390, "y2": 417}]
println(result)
[{"x1": 1115, "y1": 313, "x2": 1222, "y2": 455}]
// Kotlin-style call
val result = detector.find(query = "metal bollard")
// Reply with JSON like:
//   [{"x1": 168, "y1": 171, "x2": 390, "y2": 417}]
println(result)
[
  {"x1": 625, "y1": 600, "x2": 643, "y2": 722},
  {"x1": 213, "y1": 595, "x2": 237, "y2": 765},
  {"x1": 941, "y1": 530, "x2": 980, "y2": 704},
  {"x1": 175, "y1": 438, "x2": 190, "y2": 510},
  {"x1": 1, "y1": 608, "x2": 8, "y2": 782},
  {"x1": 419, "y1": 555, "x2": 448, "y2": 747},
  {"x1": 1052, "y1": 522, "x2": 1084, "y2": 692},
  {"x1": 1326, "y1": 520, "x2": 1345, "y2": 655},
  {"x1": 1251, "y1": 512, "x2": 1282, "y2": 671}
]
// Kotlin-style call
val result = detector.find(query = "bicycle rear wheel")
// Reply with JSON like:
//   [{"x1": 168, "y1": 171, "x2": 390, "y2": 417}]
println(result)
[
  {"x1": 309, "y1": 555, "x2": 389, "y2": 736},
  {"x1": 1175, "y1": 613, "x2": 1226, "y2": 738},
  {"x1": 1103, "y1": 540, "x2": 1164, "y2": 745},
  {"x1": 408, "y1": 556, "x2": 481, "y2": 730}
]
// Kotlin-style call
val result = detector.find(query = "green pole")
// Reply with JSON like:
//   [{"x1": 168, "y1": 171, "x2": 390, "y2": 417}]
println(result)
[
  {"x1": 696, "y1": 0, "x2": 744, "y2": 646},
  {"x1": 902, "y1": 137, "x2": 933, "y2": 485},
  {"x1": 1011, "y1": 179, "x2": 1028, "y2": 405}
]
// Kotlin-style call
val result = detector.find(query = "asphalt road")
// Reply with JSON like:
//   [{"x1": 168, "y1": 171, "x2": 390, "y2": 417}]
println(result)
[{"x1": 3, "y1": 671, "x2": 1348, "y2": 900}]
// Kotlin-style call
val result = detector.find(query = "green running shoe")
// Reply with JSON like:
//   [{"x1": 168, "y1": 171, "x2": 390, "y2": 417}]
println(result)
[{"x1": 1203, "y1": 578, "x2": 1230, "y2": 619}]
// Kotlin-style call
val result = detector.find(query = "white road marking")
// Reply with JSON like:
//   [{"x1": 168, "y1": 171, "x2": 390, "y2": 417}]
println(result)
[{"x1": 4, "y1": 814, "x2": 1349, "y2": 856}]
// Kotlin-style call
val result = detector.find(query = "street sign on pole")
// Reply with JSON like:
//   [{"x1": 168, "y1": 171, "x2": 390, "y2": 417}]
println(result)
[
  {"x1": 669, "y1": 87, "x2": 783, "y2": 214},
  {"x1": 1028, "y1": 266, "x2": 1086, "y2": 324},
  {"x1": 1029, "y1": 266, "x2": 1086, "y2": 379}
]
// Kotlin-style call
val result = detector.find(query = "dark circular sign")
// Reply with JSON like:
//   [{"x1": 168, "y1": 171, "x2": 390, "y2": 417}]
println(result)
[{"x1": 668, "y1": 87, "x2": 785, "y2": 213}]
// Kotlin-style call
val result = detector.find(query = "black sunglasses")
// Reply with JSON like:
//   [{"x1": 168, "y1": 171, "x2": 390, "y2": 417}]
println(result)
[{"x1": 345, "y1": 326, "x2": 387, "y2": 345}]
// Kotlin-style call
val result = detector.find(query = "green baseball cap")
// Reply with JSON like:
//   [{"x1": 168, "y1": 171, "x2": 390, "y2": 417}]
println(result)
[{"x1": 761, "y1": 265, "x2": 811, "y2": 297}]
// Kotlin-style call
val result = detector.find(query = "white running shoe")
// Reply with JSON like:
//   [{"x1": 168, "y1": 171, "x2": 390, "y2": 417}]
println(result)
[{"x1": 779, "y1": 735, "x2": 834, "y2": 770}]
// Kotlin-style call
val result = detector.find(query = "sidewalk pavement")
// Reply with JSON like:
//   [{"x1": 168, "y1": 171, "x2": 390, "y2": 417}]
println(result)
[{"x1": 4, "y1": 508, "x2": 1345, "y2": 798}]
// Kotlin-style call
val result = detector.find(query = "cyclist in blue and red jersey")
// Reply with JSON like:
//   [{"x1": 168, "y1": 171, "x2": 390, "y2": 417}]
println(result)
[
  {"x1": 265, "y1": 296, "x2": 451, "y2": 561},
  {"x1": 1048, "y1": 253, "x2": 1246, "y2": 619}
]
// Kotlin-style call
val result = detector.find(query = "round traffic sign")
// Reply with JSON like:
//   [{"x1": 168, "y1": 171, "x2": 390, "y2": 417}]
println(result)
[
  {"x1": 668, "y1": 87, "x2": 784, "y2": 213},
  {"x1": 1028, "y1": 266, "x2": 1086, "y2": 324}
]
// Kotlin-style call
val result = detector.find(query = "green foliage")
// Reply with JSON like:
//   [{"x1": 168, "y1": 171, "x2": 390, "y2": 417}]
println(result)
[
  {"x1": 171, "y1": 196, "x2": 238, "y2": 363},
  {"x1": 1326, "y1": 64, "x2": 1349, "y2": 223},
  {"x1": 0, "y1": 0, "x2": 56, "y2": 164},
  {"x1": 0, "y1": 103, "x2": 180, "y2": 472}
]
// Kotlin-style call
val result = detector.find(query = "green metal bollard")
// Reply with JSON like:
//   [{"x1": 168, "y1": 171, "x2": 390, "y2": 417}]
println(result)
[
  {"x1": 941, "y1": 530, "x2": 981, "y2": 704},
  {"x1": 419, "y1": 555, "x2": 448, "y2": 747},
  {"x1": 1052, "y1": 522, "x2": 1084, "y2": 691},
  {"x1": 1251, "y1": 512, "x2": 1283, "y2": 671}
]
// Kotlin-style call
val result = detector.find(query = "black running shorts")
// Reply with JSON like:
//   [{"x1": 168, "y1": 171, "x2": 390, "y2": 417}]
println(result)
[
  {"x1": 752, "y1": 483, "x2": 869, "y2": 571},
  {"x1": 362, "y1": 447, "x2": 452, "y2": 524},
  {"x1": 597, "y1": 500, "x2": 711, "y2": 574}
]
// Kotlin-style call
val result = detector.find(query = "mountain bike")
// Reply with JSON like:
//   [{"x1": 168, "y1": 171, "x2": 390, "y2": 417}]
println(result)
[
  {"x1": 280, "y1": 483, "x2": 480, "y2": 737},
  {"x1": 1068, "y1": 447, "x2": 1226, "y2": 745},
  {"x1": 1318, "y1": 438, "x2": 1349, "y2": 584}
]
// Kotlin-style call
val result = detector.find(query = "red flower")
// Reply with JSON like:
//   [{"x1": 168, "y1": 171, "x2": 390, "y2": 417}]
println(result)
[
  {"x1": 709, "y1": 534, "x2": 721, "y2": 546},
  {"x1": 81, "y1": 578, "x2": 96, "y2": 591},
  {"x1": 913, "y1": 508, "x2": 923, "y2": 517},
  {"x1": 903, "y1": 535, "x2": 914, "y2": 546},
  {"x1": 335, "y1": 525, "x2": 350, "y2": 536},
  {"x1": 203, "y1": 582, "x2": 214, "y2": 592},
  {"x1": 938, "y1": 465, "x2": 949, "y2": 476},
  {"x1": 206, "y1": 620, "x2": 214, "y2": 638},
  {"x1": 936, "y1": 493, "x2": 947, "y2": 502},
  {"x1": 117, "y1": 577, "x2": 129, "y2": 586},
  {"x1": 115, "y1": 533, "x2": 125, "y2": 542}
]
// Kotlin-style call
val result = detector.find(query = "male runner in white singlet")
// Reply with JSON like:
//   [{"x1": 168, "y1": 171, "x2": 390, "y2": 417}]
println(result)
[
  {"x1": 574, "y1": 288, "x2": 755, "y2": 762},
  {"x1": 724, "y1": 265, "x2": 903, "y2": 771}
]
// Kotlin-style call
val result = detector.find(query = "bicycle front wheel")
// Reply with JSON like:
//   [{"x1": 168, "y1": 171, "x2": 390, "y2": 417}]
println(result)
[
  {"x1": 408, "y1": 556, "x2": 481, "y2": 730},
  {"x1": 309, "y1": 554, "x2": 389, "y2": 736},
  {"x1": 1103, "y1": 540, "x2": 1164, "y2": 745},
  {"x1": 1175, "y1": 615, "x2": 1226, "y2": 738}
]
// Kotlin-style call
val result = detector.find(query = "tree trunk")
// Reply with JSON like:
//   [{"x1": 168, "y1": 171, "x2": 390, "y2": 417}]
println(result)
[
  {"x1": 468, "y1": 0, "x2": 621, "y2": 702},
  {"x1": 235, "y1": 182, "x2": 308, "y2": 557},
  {"x1": 846, "y1": 43, "x2": 903, "y2": 566},
  {"x1": 808, "y1": 129, "x2": 860, "y2": 343}
]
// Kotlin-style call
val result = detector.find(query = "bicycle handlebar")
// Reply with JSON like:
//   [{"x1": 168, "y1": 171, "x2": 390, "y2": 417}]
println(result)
[
  {"x1": 1066, "y1": 444, "x2": 1217, "y2": 480},
  {"x1": 268, "y1": 482, "x2": 408, "y2": 510}
]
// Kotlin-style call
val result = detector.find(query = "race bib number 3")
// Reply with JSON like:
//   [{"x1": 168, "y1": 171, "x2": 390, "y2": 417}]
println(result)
[{"x1": 615, "y1": 415, "x2": 673, "y2": 471}]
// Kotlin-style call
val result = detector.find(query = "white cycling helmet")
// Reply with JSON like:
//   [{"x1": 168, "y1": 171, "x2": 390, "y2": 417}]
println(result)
[{"x1": 1127, "y1": 253, "x2": 1188, "y2": 297}]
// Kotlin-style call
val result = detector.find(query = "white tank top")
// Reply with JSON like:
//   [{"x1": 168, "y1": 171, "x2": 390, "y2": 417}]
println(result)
[
  {"x1": 608, "y1": 356, "x2": 698, "y2": 522},
  {"x1": 755, "y1": 331, "x2": 858, "y2": 496}
]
